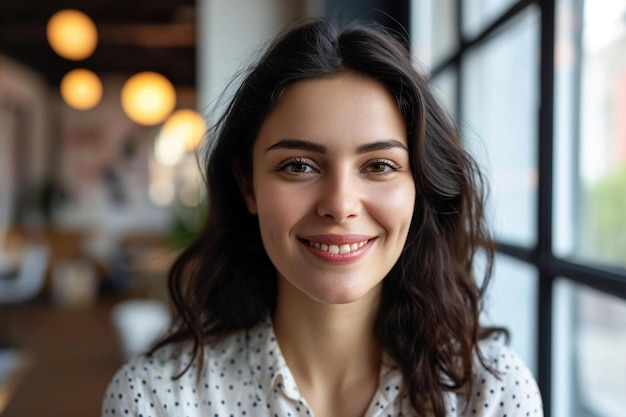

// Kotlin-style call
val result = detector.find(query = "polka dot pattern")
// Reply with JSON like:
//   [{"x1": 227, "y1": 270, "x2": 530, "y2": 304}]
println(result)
[{"x1": 101, "y1": 319, "x2": 543, "y2": 416}]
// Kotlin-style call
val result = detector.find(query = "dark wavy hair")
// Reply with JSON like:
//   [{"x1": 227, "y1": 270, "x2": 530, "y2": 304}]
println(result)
[{"x1": 152, "y1": 19, "x2": 499, "y2": 417}]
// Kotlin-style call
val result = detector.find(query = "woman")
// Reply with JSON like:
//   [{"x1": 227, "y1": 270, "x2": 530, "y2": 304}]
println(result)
[{"x1": 102, "y1": 19, "x2": 543, "y2": 417}]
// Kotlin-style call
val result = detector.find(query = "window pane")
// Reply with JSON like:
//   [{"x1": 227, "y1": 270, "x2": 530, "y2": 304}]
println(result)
[
  {"x1": 430, "y1": 67, "x2": 457, "y2": 121},
  {"x1": 553, "y1": 279, "x2": 626, "y2": 417},
  {"x1": 554, "y1": 0, "x2": 626, "y2": 268},
  {"x1": 552, "y1": 0, "x2": 579, "y2": 258},
  {"x1": 461, "y1": 6, "x2": 539, "y2": 246},
  {"x1": 462, "y1": 0, "x2": 518, "y2": 38},
  {"x1": 479, "y1": 254, "x2": 538, "y2": 374},
  {"x1": 411, "y1": 0, "x2": 458, "y2": 70}
]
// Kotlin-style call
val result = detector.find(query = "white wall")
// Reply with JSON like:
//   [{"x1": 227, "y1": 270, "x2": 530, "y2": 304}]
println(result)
[{"x1": 197, "y1": 0, "x2": 313, "y2": 116}]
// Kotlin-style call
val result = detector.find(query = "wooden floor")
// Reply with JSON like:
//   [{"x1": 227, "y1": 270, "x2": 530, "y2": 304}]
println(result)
[{"x1": 1, "y1": 294, "x2": 132, "y2": 417}]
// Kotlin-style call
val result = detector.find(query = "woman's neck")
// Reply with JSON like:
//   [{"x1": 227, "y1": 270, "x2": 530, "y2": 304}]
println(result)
[{"x1": 272, "y1": 279, "x2": 383, "y2": 416}]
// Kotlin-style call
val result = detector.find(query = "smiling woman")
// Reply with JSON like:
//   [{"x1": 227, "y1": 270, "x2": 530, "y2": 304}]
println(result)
[{"x1": 102, "y1": 19, "x2": 543, "y2": 417}]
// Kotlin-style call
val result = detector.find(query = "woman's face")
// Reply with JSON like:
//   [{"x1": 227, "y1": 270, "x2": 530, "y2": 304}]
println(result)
[{"x1": 240, "y1": 72, "x2": 415, "y2": 306}]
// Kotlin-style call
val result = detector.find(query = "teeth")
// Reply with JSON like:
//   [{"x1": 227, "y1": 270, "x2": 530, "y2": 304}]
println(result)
[
  {"x1": 308, "y1": 240, "x2": 370, "y2": 254},
  {"x1": 339, "y1": 244, "x2": 351, "y2": 254}
]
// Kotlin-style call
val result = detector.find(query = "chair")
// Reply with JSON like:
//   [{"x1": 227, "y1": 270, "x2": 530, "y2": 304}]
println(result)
[
  {"x1": 110, "y1": 299, "x2": 171, "y2": 360},
  {"x1": 0, "y1": 244, "x2": 50, "y2": 304}
]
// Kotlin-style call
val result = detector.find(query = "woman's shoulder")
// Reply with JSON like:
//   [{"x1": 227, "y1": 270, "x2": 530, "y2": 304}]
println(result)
[
  {"x1": 107, "y1": 341, "x2": 195, "y2": 383},
  {"x1": 459, "y1": 335, "x2": 544, "y2": 416},
  {"x1": 475, "y1": 335, "x2": 537, "y2": 385},
  {"x1": 101, "y1": 329, "x2": 251, "y2": 416},
  {"x1": 112, "y1": 326, "x2": 253, "y2": 375}
]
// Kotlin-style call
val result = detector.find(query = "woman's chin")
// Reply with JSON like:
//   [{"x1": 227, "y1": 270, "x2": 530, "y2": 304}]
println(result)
[{"x1": 300, "y1": 281, "x2": 382, "y2": 307}]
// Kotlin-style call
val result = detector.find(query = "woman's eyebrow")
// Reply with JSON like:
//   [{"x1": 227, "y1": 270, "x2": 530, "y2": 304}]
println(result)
[
  {"x1": 264, "y1": 138, "x2": 408, "y2": 154},
  {"x1": 265, "y1": 139, "x2": 327, "y2": 154},
  {"x1": 356, "y1": 140, "x2": 408, "y2": 153}
]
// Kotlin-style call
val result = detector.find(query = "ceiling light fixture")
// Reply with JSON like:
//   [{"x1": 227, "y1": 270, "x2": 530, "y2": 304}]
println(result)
[
  {"x1": 47, "y1": 9, "x2": 98, "y2": 61},
  {"x1": 121, "y1": 72, "x2": 177, "y2": 126},
  {"x1": 154, "y1": 109, "x2": 206, "y2": 166},
  {"x1": 60, "y1": 69, "x2": 103, "y2": 110}
]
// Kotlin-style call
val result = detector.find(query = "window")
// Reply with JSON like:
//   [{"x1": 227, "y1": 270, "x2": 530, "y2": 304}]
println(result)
[
  {"x1": 411, "y1": 1, "x2": 626, "y2": 416},
  {"x1": 553, "y1": 279, "x2": 626, "y2": 417},
  {"x1": 481, "y1": 254, "x2": 538, "y2": 374},
  {"x1": 552, "y1": 0, "x2": 626, "y2": 416},
  {"x1": 430, "y1": 67, "x2": 457, "y2": 118},
  {"x1": 554, "y1": 0, "x2": 626, "y2": 269},
  {"x1": 462, "y1": 0, "x2": 519, "y2": 37},
  {"x1": 411, "y1": 0, "x2": 458, "y2": 69},
  {"x1": 461, "y1": 5, "x2": 539, "y2": 247}
]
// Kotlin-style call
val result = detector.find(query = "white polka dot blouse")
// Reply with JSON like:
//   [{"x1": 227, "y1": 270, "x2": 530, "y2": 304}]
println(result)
[{"x1": 101, "y1": 318, "x2": 543, "y2": 416}]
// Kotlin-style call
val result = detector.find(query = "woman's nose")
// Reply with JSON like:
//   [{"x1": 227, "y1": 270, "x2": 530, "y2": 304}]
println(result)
[{"x1": 316, "y1": 171, "x2": 361, "y2": 222}]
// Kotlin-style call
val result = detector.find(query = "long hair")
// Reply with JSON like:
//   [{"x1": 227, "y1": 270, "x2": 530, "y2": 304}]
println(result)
[{"x1": 152, "y1": 19, "x2": 497, "y2": 417}]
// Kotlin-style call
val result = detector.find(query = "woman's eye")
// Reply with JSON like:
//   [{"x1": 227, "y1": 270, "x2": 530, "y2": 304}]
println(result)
[
  {"x1": 288, "y1": 162, "x2": 312, "y2": 173},
  {"x1": 364, "y1": 160, "x2": 400, "y2": 174},
  {"x1": 276, "y1": 159, "x2": 316, "y2": 174}
]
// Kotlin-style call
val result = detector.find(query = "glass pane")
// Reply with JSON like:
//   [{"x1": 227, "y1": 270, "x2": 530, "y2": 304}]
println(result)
[
  {"x1": 462, "y1": 0, "x2": 518, "y2": 38},
  {"x1": 461, "y1": 6, "x2": 539, "y2": 246},
  {"x1": 554, "y1": 0, "x2": 626, "y2": 268},
  {"x1": 430, "y1": 66, "x2": 457, "y2": 121},
  {"x1": 478, "y1": 253, "x2": 538, "y2": 374},
  {"x1": 553, "y1": 279, "x2": 626, "y2": 417},
  {"x1": 552, "y1": 0, "x2": 579, "y2": 258},
  {"x1": 411, "y1": 0, "x2": 458, "y2": 70}
]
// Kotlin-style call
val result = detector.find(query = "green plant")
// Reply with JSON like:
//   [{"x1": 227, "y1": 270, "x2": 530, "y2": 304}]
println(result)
[{"x1": 581, "y1": 165, "x2": 626, "y2": 265}]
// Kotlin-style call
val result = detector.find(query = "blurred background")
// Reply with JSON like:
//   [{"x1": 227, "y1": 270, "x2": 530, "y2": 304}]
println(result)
[{"x1": 0, "y1": 1, "x2": 624, "y2": 416}]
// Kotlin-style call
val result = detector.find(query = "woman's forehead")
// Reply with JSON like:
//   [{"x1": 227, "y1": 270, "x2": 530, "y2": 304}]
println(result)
[{"x1": 254, "y1": 73, "x2": 407, "y2": 151}]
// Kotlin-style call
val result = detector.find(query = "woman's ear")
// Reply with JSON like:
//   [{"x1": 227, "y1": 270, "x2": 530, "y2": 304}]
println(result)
[{"x1": 233, "y1": 160, "x2": 258, "y2": 215}]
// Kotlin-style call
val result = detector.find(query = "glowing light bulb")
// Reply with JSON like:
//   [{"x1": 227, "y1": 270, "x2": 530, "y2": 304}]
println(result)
[
  {"x1": 60, "y1": 69, "x2": 102, "y2": 110},
  {"x1": 161, "y1": 109, "x2": 207, "y2": 151},
  {"x1": 47, "y1": 9, "x2": 98, "y2": 61},
  {"x1": 121, "y1": 72, "x2": 176, "y2": 126}
]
